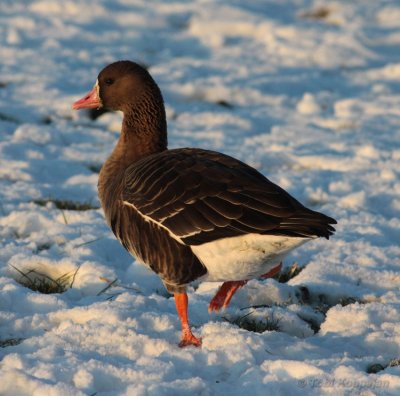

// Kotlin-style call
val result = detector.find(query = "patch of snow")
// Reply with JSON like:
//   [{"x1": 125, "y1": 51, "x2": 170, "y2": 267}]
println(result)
[{"x1": 0, "y1": 0, "x2": 399, "y2": 395}]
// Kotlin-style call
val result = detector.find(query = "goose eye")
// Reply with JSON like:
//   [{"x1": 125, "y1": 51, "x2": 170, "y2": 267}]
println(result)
[{"x1": 105, "y1": 78, "x2": 114, "y2": 85}]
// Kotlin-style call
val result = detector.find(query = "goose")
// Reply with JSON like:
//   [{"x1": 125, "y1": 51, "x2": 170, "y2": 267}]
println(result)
[{"x1": 73, "y1": 61, "x2": 336, "y2": 347}]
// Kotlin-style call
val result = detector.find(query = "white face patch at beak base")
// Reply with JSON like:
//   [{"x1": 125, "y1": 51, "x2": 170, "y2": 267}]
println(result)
[
  {"x1": 95, "y1": 79, "x2": 102, "y2": 109},
  {"x1": 72, "y1": 80, "x2": 103, "y2": 110}
]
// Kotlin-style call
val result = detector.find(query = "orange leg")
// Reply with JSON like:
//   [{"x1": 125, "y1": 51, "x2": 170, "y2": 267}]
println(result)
[
  {"x1": 174, "y1": 292, "x2": 202, "y2": 348},
  {"x1": 260, "y1": 262, "x2": 282, "y2": 279},
  {"x1": 208, "y1": 263, "x2": 283, "y2": 312},
  {"x1": 208, "y1": 280, "x2": 247, "y2": 312}
]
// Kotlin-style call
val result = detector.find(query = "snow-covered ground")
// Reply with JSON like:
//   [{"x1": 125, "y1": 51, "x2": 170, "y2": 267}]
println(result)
[{"x1": 1, "y1": 0, "x2": 399, "y2": 394}]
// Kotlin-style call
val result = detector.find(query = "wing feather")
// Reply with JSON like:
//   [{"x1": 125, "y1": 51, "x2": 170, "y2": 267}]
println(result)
[{"x1": 122, "y1": 148, "x2": 336, "y2": 245}]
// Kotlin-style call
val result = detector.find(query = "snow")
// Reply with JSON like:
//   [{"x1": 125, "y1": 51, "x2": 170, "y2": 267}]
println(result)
[{"x1": 0, "y1": 0, "x2": 399, "y2": 395}]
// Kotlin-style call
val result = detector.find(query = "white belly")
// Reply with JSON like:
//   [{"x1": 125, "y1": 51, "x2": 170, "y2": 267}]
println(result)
[{"x1": 191, "y1": 234, "x2": 310, "y2": 282}]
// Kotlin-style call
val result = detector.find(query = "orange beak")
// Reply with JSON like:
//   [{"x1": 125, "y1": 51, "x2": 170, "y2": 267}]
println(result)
[{"x1": 72, "y1": 84, "x2": 102, "y2": 110}]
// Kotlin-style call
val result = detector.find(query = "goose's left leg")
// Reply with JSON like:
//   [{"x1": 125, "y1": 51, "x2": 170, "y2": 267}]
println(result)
[
  {"x1": 260, "y1": 262, "x2": 282, "y2": 279},
  {"x1": 208, "y1": 262, "x2": 283, "y2": 312},
  {"x1": 208, "y1": 280, "x2": 247, "y2": 312}
]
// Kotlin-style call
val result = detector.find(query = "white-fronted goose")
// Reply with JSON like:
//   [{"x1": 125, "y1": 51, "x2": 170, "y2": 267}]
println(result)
[{"x1": 73, "y1": 61, "x2": 336, "y2": 347}]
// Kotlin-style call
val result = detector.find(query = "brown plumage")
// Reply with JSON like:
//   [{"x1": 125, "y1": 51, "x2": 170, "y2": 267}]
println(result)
[{"x1": 73, "y1": 60, "x2": 337, "y2": 347}]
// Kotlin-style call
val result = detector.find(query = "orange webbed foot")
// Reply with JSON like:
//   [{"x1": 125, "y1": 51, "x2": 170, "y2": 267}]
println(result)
[{"x1": 179, "y1": 329, "x2": 202, "y2": 348}]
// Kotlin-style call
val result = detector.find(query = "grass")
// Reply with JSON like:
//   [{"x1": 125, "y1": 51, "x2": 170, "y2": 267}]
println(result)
[
  {"x1": 239, "y1": 261, "x2": 366, "y2": 336},
  {"x1": 389, "y1": 358, "x2": 400, "y2": 368},
  {"x1": 224, "y1": 310, "x2": 281, "y2": 333},
  {"x1": 367, "y1": 358, "x2": 400, "y2": 374},
  {"x1": 11, "y1": 264, "x2": 141, "y2": 299},
  {"x1": 10, "y1": 264, "x2": 80, "y2": 294},
  {"x1": 276, "y1": 262, "x2": 304, "y2": 283},
  {"x1": 216, "y1": 100, "x2": 234, "y2": 109},
  {"x1": 296, "y1": 314, "x2": 321, "y2": 334},
  {"x1": 0, "y1": 112, "x2": 19, "y2": 123},
  {"x1": 300, "y1": 6, "x2": 331, "y2": 20},
  {"x1": 0, "y1": 338, "x2": 24, "y2": 348},
  {"x1": 297, "y1": 285, "x2": 311, "y2": 304},
  {"x1": 97, "y1": 277, "x2": 119, "y2": 296},
  {"x1": 338, "y1": 296, "x2": 359, "y2": 307},
  {"x1": 97, "y1": 276, "x2": 142, "y2": 298},
  {"x1": 298, "y1": 293, "x2": 367, "y2": 334},
  {"x1": 74, "y1": 237, "x2": 104, "y2": 248},
  {"x1": 36, "y1": 243, "x2": 52, "y2": 252},
  {"x1": 33, "y1": 199, "x2": 99, "y2": 211}
]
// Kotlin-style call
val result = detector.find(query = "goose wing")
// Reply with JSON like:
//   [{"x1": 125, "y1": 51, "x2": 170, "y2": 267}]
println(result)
[{"x1": 122, "y1": 148, "x2": 336, "y2": 246}]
